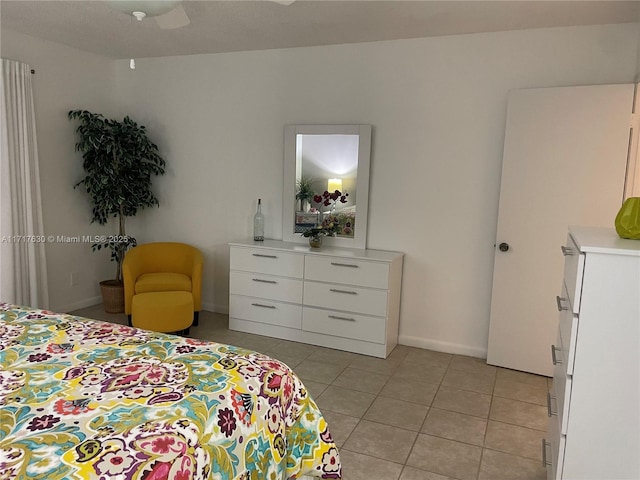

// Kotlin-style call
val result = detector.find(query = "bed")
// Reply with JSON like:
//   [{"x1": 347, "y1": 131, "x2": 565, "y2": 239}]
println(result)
[{"x1": 0, "y1": 303, "x2": 342, "y2": 479}]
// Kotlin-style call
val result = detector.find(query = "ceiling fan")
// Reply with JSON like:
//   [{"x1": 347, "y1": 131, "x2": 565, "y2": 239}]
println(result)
[
  {"x1": 108, "y1": 0, "x2": 297, "y2": 30},
  {"x1": 108, "y1": 1, "x2": 189, "y2": 29}
]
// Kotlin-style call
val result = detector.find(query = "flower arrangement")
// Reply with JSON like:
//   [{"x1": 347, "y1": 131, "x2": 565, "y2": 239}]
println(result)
[
  {"x1": 302, "y1": 189, "x2": 352, "y2": 238},
  {"x1": 313, "y1": 189, "x2": 349, "y2": 211}
]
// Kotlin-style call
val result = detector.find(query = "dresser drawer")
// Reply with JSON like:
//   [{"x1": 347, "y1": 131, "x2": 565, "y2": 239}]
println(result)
[
  {"x1": 551, "y1": 340, "x2": 572, "y2": 436},
  {"x1": 304, "y1": 256, "x2": 389, "y2": 289},
  {"x1": 302, "y1": 307, "x2": 386, "y2": 344},
  {"x1": 230, "y1": 271, "x2": 302, "y2": 304},
  {"x1": 303, "y1": 281, "x2": 388, "y2": 317},
  {"x1": 562, "y1": 233, "x2": 585, "y2": 314},
  {"x1": 557, "y1": 290, "x2": 578, "y2": 376},
  {"x1": 230, "y1": 247, "x2": 304, "y2": 278},
  {"x1": 546, "y1": 412, "x2": 566, "y2": 480},
  {"x1": 229, "y1": 295, "x2": 302, "y2": 329}
]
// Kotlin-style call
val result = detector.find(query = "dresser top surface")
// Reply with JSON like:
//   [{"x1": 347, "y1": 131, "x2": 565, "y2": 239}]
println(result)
[
  {"x1": 229, "y1": 239, "x2": 404, "y2": 262},
  {"x1": 569, "y1": 226, "x2": 640, "y2": 256}
]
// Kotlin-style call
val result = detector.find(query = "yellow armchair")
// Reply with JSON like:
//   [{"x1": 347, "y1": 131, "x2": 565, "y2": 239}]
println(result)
[{"x1": 123, "y1": 242, "x2": 203, "y2": 326}]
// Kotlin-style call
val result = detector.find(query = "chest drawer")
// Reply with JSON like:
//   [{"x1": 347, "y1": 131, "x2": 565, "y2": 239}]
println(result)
[
  {"x1": 229, "y1": 295, "x2": 302, "y2": 329},
  {"x1": 304, "y1": 281, "x2": 388, "y2": 317},
  {"x1": 304, "y1": 256, "x2": 389, "y2": 289},
  {"x1": 230, "y1": 247, "x2": 304, "y2": 278},
  {"x1": 557, "y1": 289, "x2": 578, "y2": 376},
  {"x1": 561, "y1": 233, "x2": 585, "y2": 314},
  {"x1": 303, "y1": 306, "x2": 386, "y2": 344},
  {"x1": 229, "y1": 271, "x2": 303, "y2": 304},
  {"x1": 551, "y1": 331, "x2": 572, "y2": 436}
]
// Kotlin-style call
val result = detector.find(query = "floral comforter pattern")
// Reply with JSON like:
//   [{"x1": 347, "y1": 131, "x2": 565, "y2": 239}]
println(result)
[{"x1": 0, "y1": 303, "x2": 341, "y2": 480}]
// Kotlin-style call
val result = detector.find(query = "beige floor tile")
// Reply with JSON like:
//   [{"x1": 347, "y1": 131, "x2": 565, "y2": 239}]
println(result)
[
  {"x1": 364, "y1": 396, "x2": 429, "y2": 431},
  {"x1": 489, "y1": 396, "x2": 548, "y2": 431},
  {"x1": 316, "y1": 385, "x2": 376, "y2": 418},
  {"x1": 349, "y1": 354, "x2": 402, "y2": 375},
  {"x1": 407, "y1": 434, "x2": 482, "y2": 480},
  {"x1": 449, "y1": 355, "x2": 497, "y2": 377},
  {"x1": 404, "y1": 348, "x2": 453, "y2": 368},
  {"x1": 293, "y1": 359, "x2": 346, "y2": 384},
  {"x1": 484, "y1": 421, "x2": 545, "y2": 461},
  {"x1": 478, "y1": 449, "x2": 546, "y2": 480},
  {"x1": 496, "y1": 368, "x2": 549, "y2": 388},
  {"x1": 343, "y1": 420, "x2": 418, "y2": 464},
  {"x1": 394, "y1": 361, "x2": 447, "y2": 385},
  {"x1": 432, "y1": 386, "x2": 492, "y2": 418},
  {"x1": 333, "y1": 367, "x2": 391, "y2": 395},
  {"x1": 421, "y1": 408, "x2": 487, "y2": 446},
  {"x1": 303, "y1": 380, "x2": 330, "y2": 399},
  {"x1": 493, "y1": 376, "x2": 547, "y2": 406},
  {"x1": 321, "y1": 411, "x2": 360, "y2": 447},
  {"x1": 338, "y1": 449, "x2": 403, "y2": 480},
  {"x1": 379, "y1": 377, "x2": 439, "y2": 406},
  {"x1": 386, "y1": 345, "x2": 411, "y2": 363},
  {"x1": 399, "y1": 466, "x2": 457, "y2": 480},
  {"x1": 307, "y1": 346, "x2": 360, "y2": 367},
  {"x1": 441, "y1": 368, "x2": 496, "y2": 395},
  {"x1": 270, "y1": 339, "x2": 318, "y2": 358}
]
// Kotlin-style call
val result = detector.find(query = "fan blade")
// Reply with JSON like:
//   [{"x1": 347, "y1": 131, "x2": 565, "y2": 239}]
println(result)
[{"x1": 155, "y1": 4, "x2": 190, "y2": 29}]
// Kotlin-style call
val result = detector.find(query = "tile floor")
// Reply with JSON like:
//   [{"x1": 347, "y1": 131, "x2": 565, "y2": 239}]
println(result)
[{"x1": 70, "y1": 306, "x2": 550, "y2": 480}]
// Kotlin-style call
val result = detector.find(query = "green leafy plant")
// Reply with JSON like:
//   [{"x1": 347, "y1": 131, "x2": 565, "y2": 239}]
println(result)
[
  {"x1": 295, "y1": 176, "x2": 316, "y2": 203},
  {"x1": 69, "y1": 110, "x2": 166, "y2": 283}
]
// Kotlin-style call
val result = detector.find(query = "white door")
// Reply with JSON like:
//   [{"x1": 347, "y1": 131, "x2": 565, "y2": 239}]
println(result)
[{"x1": 487, "y1": 84, "x2": 634, "y2": 376}]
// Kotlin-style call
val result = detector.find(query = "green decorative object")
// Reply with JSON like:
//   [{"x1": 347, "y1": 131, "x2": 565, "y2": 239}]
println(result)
[{"x1": 614, "y1": 197, "x2": 640, "y2": 239}]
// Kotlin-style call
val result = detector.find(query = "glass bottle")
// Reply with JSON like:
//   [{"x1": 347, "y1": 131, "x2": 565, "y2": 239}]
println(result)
[{"x1": 253, "y1": 198, "x2": 264, "y2": 241}]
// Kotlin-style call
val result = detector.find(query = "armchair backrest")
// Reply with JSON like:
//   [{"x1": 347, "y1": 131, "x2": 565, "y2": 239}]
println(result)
[{"x1": 123, "y1": 242, "x2": 203, "y2": 314}]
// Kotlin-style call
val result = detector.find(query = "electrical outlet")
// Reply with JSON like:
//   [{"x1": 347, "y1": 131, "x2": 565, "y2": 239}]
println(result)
[{"x1": 70, "y1": 272, "x2": 79, "y2": 286}]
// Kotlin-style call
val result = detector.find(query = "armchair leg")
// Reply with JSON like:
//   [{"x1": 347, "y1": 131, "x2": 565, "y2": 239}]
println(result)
[
  {"x1": 193, "y1": 311, "x2": 199, "y2": 327},
  {"x1": 127, "y1": 315, "x2": 132, "y2": 327}
]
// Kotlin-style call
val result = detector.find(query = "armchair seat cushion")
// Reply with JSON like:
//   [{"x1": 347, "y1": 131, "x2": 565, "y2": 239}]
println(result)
[{"x1": 135, "y1": 273, "x2": 192, "y2": 294}]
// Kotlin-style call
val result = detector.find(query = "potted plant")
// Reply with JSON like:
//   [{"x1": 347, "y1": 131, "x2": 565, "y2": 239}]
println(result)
[
  {"x1": 295, "y1": 175, "x2": 316, "y2": 212},
  {"x1": 69, "y1": 110, "x2": 166, "y2": 312}
]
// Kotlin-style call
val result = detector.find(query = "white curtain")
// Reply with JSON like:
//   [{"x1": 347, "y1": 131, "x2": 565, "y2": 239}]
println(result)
[{"x1": 0, "y1": 59, "x2": 49, "y2": 308}]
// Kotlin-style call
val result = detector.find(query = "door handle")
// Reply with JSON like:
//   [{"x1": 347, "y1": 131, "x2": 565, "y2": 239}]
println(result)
[{"x1": 498, "y1": 242, "x2": 510, "y2": 252}]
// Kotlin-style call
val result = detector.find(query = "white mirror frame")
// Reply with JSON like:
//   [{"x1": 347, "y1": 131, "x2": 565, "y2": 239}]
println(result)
[{"x1": 282, "y1": 124, "x2": 372, "y2": 250}]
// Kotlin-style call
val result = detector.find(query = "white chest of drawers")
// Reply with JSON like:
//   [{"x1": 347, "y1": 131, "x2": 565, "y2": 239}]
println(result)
[
  {"x1": 228, "y1": 239, "x2": 404, "y2": 358},
  {"x1": 544, "y1": 226, "x2": 640, "y2": 480}
]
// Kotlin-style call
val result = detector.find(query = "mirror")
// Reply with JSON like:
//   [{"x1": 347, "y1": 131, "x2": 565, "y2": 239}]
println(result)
[{"x1": 282, "y1": 125, "x2": 372, "y2": 249}]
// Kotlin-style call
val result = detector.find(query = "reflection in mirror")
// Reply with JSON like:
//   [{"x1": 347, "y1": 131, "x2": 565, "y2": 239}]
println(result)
[
  {"x1": 283, "y1": 125, "x2": 371, "y2": 249},
  {"x1": 295, "y1": 134, "x2": 358, "y2": 238}
]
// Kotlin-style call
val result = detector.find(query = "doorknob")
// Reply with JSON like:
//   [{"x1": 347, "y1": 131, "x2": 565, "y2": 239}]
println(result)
[{"x1": 498, "y1": 242, "x2": 510, "y2": 252}]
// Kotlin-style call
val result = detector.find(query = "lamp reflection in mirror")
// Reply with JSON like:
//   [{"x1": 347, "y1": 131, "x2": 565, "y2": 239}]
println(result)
[{"x1": 327, "y1": 178, "x2": 342, "y2": 194}]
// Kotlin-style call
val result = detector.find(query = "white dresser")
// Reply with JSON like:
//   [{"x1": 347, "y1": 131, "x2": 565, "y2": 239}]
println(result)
[
  {"x1": 228, "y1": 239, "x2": 403, "y2": 358},
  {"x1": 543, "y1": 226, "x2": 640, "y2": 480}
]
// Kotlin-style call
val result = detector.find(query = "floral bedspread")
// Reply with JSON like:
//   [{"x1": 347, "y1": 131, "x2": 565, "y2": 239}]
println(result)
[{"x1": 0, "y1": 303, "x2": 341, "y2": 480}]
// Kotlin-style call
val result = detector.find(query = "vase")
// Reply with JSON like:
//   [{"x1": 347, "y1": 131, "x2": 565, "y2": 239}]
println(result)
[
  {"x1": 615, "y1": 197, "x2": 640, "y2": 239},
  {"x1": 308, "y1": 234, "x2": 323, "y2": 248}
]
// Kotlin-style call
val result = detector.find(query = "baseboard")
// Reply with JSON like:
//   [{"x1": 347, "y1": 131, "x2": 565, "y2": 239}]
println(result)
[
  {"x1": 201, "y1": 302, "x2": 228, "y2": 315},
  {"x1": 398, "y1": 334, "x2": 487, "y2": 359},
  {"x1": 52, "y1": 296, "x2": 103, "y2": 314}
]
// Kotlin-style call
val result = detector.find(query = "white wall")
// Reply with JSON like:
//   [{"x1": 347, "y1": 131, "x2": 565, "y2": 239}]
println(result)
[
  {"x1": 2, "y1": 23, "x2": 637, "y2": 355},
  {"x1": 114, "y1": 23, "x2": 638, "y2": 357},
  {"x1": 1, "y1": 30, "x2": 118, "y2": 312}
]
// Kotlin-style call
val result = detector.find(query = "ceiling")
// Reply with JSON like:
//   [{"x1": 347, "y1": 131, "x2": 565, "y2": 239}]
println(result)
[{"x1": 1, "y1": 0, "x2": 639, "y2": 60}]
